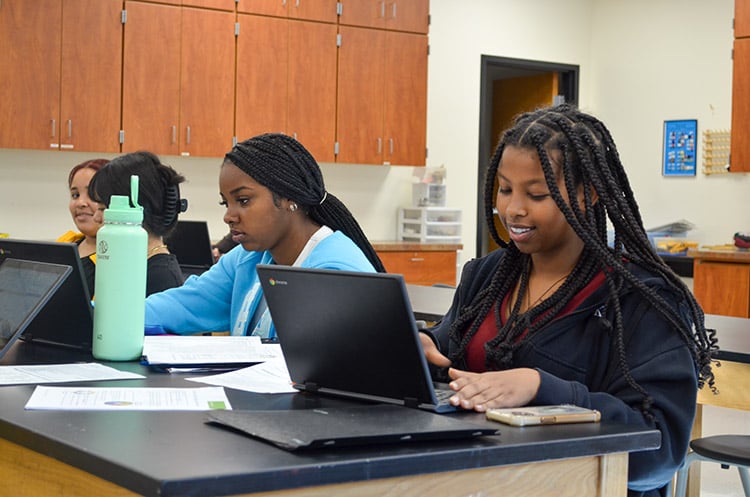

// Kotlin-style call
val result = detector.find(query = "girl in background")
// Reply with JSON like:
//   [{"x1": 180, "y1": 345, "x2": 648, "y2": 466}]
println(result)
[
  {"x1": 57, "y1": 158, "x2": 109, "y2": 297},
  {"x1": 89, "y1": 151, "x2": 187, "y2": 296}
]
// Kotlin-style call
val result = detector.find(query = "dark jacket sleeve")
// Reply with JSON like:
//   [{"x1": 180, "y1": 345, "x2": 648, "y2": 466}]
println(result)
[{"x1": 532, "y1": 290, "x2": 698, "y2": 493}]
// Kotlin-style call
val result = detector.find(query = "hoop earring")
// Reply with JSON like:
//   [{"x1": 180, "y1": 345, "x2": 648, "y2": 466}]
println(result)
[{"x1": 289, "y1": 203, "x2": 298, "y2": 212}]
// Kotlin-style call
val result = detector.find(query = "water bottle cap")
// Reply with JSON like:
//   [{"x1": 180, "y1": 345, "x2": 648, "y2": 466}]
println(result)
[{"x1": 103, "y1": 195, "x2": 143, "y2": 224}]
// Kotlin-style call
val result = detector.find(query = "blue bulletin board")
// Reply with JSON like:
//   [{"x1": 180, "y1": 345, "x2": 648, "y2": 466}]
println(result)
[{"x1": 662, "y1": 119, "x2": 697, "y2": 176}]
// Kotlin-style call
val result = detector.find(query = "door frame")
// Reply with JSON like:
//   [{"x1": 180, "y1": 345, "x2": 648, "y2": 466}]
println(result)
[{"x1": 476, "y1": 55, "x2": 579, "y2": 257}]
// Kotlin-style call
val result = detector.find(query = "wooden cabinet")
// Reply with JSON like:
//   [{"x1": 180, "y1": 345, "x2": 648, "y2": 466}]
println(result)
[
  {"x1": 691, "y1": 250, "x2": 750, "y2": 317},
  {"x1": 237, "y1": 0, "x2": 338, "y2": 23},
  {"x1": 731, "y1": 0, "x2": 750, "y2": 172},
  {"x1": 236, "y1": 16, "x2": 337, "y2": 162},
  {"x1": 122, "y1": 2, "x2": 235, "y2": 157},
  {"x1": 337, "y1": 27, "x2": 428, "y2": 166},
  {"x1": 374, "y1": 242, "x2": 460, "y2": 287},
  {"x1": 0, "y1": 0, "x2": 122, "y2": 153},
  {"x1": 339, "y1": 0, "x2": 429, "y2": 34}
]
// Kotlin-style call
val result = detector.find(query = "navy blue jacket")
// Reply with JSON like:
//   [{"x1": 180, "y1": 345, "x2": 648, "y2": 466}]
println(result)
[{"x1": 428, "y1": 249, "x2": 698, "y2": 497}]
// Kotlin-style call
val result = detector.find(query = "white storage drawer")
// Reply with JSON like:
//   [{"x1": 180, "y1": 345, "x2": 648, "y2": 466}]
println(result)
[{"x1": 398, "y1": 207, "x2": 462, "y2": 243}]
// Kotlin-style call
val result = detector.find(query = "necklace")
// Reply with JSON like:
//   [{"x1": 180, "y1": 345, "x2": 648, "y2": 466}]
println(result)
[
  {"x1": 148, "y1": 244, "x2": 168, "y2": 257},
  {"x1": 525, "y1": 273, "x2": 569, "y2": 312}
]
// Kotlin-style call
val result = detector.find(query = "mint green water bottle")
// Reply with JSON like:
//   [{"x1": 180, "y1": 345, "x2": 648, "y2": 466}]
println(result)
[{"x1": 92, "y1": 176, "x2": 147, "y2": 361}]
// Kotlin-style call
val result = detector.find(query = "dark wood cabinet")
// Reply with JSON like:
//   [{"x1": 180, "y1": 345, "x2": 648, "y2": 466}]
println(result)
[{"x1": 0, "y1": 0, "x2": 122, "y2": 153}]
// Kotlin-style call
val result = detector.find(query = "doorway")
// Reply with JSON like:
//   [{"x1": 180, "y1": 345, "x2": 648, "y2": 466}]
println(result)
[{"x1": 476, "y1": 55, "x2": 579, "y2": 257}]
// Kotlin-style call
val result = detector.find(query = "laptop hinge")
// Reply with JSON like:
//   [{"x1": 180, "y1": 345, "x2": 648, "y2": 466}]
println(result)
[
  {"x1": 304, "y1": 381, "x2": 320, "y2": 392},
  {"x1": 404, "y1": 397, "x2": 420, "y2": 408}
]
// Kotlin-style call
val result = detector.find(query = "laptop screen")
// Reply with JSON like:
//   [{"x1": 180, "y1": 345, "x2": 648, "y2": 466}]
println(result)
[
  {"x1": 257, "y1": 265, "x2": 446, "y2": 411},
  {"x1": 0, "y1": 258, "x2": 71, "y2": 357},
  {"x1": 0, "y1": 239, "x2": 94, "y2": 350},
  {"x1": 165, "y1": 220, "x2": 214, "y2": 270}
]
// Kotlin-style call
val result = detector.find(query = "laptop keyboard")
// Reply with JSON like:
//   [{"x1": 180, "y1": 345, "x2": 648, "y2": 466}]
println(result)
[{"x1": 434, "y1": 385, "x2": 454, "y2": 404}]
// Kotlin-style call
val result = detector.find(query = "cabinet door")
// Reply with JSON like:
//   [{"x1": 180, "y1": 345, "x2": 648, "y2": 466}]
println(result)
[
  {"x1": 337, "y1": 26, "x2": 386, "y2": 164},
  {"x1": 0, "y1": 0, "x2": 61, "y2": 150},
  {"x1": 736, "y1": 0, "x2": 750, "y2": 38},
  {"x1": 60, "y1": 0, "x2": 122, "y2": 153},
  {"x1": 340, "y1": 0, "x2": 429, "y2": 34},
  {"x1": 693, "y1": 260, "x2": 750, "y2": 317},
  {"x1": 383, "y1": 31, "x2": 427, "y2": 166},
  {"x1": 236, "y1": 14, "x2": 288, "y2": 142},
  {"x1": 122, "y1": 2, "x2": 181, "y2": 155},
  {"x1": 339, "y1": 0, "x2": 385, "y2": 29},
  {"x1": 731, "y1": 38, "x2": 750, "y2": 172},
  {"x1": 288, "y1": 20, "x2": 337, "y2": 162},
  {"x1": 237, "y1": 0, "x2": 288, "y2": 16},
  {"x1": 290, "y1": 0, "x2": 338, "y2": 22},
  {"x1": 385, "y1": 0, "x2": 429, "y2": 34},
  {"x1": 180, "y1": 7, "x2": 236, "y2": 157}
]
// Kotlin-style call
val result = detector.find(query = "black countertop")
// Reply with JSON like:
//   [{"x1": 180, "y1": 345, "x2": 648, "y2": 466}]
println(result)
[{"x1": 0, "y1": 341, "x2": 660, "y2": 497}]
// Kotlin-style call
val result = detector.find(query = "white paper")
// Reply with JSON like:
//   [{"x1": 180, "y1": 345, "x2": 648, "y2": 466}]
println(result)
[
  {"x1": 186, "y1": 357, "x2": 296, "y2": 394},
  {"x1": 142, "y1": 335, "x2": 283, "y2": 365},
  {"x1": 25, "y1": 385, "x2": 232, "y2": 411},
  {"x1": 0, "y1": 363, "x2": 144, "y2": 386}
]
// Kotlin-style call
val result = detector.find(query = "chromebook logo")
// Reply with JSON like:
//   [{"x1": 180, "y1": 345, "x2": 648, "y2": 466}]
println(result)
[{"x1": 267, "y1": 278, "x2": 287, "y2": 286}]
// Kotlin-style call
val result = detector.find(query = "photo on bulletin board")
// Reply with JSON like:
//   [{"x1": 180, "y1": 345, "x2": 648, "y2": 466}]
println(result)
[{"x1": 662, "y1": 119, "x2": 697, "y2": 177}]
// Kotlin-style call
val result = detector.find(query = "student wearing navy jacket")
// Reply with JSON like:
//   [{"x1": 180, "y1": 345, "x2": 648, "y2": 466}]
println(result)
[{"x1": 420, "y1": 105, "x2": 717, "y2": 497}]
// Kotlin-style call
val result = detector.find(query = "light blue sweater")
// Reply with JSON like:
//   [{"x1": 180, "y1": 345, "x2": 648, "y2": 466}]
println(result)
[{"x1": 145, "y1": 231, "x2": 375, "y2": 335}]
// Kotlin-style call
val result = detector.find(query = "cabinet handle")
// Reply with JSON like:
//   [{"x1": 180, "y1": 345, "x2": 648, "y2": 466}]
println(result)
[
  {"x1": 295, "y1": 0, "x2": 300, "y2": 6},
  {"x1": 389, "y1": 137, "x2": 394, "y2": 155},
  {"x1": 186, "y1": 125, "x2": 191, "y2": 145},
  {"x1": 377, "y1": 137, "x2": 382, "y2": 154},
  {"x1": 391, "y1": 2, "x2": 397, "y2": 19},
  {"x1": 50, "y1": 119, "x2": 56, "y2": 138},
  {"x1": 171, "y1": 125, "x2": 177, "y2": 144},
  {"x1": 282, "y1": 0, "x2": 286, "y2": 5},
  {"x1": 67, "y1": 119, "x2": 72, "y2": 139},
  {"x1": 410, "y1": 257, "x2": 425, "y2": 262},
  {"x1": 380, "y1": 1, "x2": 385, "y2": 18},
  {"x1": 293, "y1": 132, "x2": 298, "y2": 140}
]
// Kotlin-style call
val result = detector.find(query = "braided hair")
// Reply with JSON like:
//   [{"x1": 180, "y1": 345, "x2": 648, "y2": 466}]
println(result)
[
  {"x1": 449, "y1": 104, "x2": 716, "y2": 416},
  {"x1": 225, "y1": 133, "x2": 385, "y2": 272},
  {"x1": 89, "y1": 151, "x2": 187, "y2": 238}
]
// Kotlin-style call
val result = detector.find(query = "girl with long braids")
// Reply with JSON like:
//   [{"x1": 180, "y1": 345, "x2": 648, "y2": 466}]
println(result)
[
  {"x1": 420, "y1": 104, "x2": 717, "y2": 496},
  {"x1": 145, "y1": 133, "x2": 383, "y2": 338}
]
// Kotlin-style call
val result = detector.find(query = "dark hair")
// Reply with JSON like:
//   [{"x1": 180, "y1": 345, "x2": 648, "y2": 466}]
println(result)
[
  {"x1": 89, "y1": 151, "x2": 187, "y2": 237},
  {"x1": 67, "y1": 158, "x2": 109, "y2": 186},
  {"x1": 449, "y1": 104, "x2": 716, "y2": 417},
  {"x1": 225, "y1": 133, "x2": 385, "y2": 272}
]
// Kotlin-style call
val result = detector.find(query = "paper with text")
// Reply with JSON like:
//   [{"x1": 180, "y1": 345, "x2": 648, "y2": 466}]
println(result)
[{"x1": 25, "y1": 385, "x2": 232, "y2": 411}]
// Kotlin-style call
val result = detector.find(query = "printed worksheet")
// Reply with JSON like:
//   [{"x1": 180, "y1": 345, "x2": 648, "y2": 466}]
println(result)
[{"x1": 25, "y1": 385, "x2": 231, "y2": 411}]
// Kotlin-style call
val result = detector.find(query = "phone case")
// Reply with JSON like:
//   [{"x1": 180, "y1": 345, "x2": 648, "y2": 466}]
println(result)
[{"x1": 485, "y1": 405, "x2": 601, "y2": 427}]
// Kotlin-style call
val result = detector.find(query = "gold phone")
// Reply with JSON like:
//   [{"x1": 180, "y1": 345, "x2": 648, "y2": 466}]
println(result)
[{"x1": 486, "y1": 405, "x2": 601, "y2": 427}]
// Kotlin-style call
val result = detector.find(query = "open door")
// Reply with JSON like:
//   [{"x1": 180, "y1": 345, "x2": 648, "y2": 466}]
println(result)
[{"x1": 477, "y1": 56, "x2": 579, "y2": 257}]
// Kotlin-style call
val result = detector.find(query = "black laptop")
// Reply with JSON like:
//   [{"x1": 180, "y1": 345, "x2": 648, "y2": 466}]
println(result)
[
  {"x1": 256, "y1": 265, "x2": 457, "y2": 413},
  {"x1": 0, "y1": 258, "x2": 72, "y2": 359},
  {"x1": 0, "y1": 239, "x2": 94, "y2": 350},
  {"x1": 165, "y1": 220, "x2": 215, "y2": 276}
]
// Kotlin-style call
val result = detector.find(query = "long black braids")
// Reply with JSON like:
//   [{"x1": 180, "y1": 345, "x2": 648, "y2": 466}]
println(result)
[
  {"x1": 450, "y1": 104, "x2": 716, "y2": 417},
  {"x1": 225, "y1": 133, "x2": 385, "y2": 272}
]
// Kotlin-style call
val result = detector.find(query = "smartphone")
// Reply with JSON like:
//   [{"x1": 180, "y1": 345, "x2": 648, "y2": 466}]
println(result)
[{"x1": 485, "y1": 404, "x2": 601, "y2": 427}]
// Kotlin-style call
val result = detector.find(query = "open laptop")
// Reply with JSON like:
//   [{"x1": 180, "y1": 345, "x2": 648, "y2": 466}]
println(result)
[
  {"x1": 0, "y1": 258, "x2": 72, "y2": 359},
  {"x1": 165, "y1": 220, "x2": 215, "y2": 276},
  {"x1": 256, "y1": 265, "x2": 457, "y2": 413},
  {"x1": 0, "y1": 239, "x2": 94, "y2": 350}
]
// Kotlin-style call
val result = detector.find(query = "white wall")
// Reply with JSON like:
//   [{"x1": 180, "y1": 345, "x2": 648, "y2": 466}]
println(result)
[{"x1": 0, "y1": 0, "x2": 742, "y2": 268}]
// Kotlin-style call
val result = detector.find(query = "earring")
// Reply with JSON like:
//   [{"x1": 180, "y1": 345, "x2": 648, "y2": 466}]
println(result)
[{"x1": 289, "y1": 203, "x2": 298, "y2": 212}]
